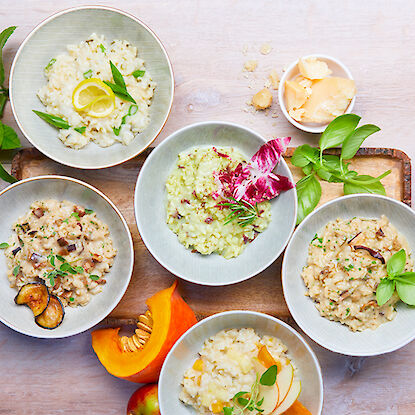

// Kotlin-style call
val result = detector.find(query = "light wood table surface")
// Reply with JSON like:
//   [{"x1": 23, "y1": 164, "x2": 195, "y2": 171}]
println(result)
[{"x1": 1, "y1": 1, "x2": 415, "y2": 414}]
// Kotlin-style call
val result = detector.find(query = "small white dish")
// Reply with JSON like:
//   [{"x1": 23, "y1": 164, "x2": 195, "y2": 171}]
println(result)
[
  {"x1": 10, "y1": 6, "x2": 174, "y2": 169},
  {"x1": 159, "y1": 310, "x2": 324, "y2": 415},
  {"x1": 134, "y1": 121, "x2": 297, "y2": 286},
  {"x1": 0, "y1": 176, "x2": 134, "y2": 338},
  {"x1": 282, "y1": 194, "x2": 415, "y2": 356},
  {"x1": 278, "y1": 54, "x2": 356, "y2": 134}
]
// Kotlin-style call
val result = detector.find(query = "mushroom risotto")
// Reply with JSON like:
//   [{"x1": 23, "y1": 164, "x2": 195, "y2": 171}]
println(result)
[
  {"x1": 4, "y1": 200, "x2": 117, "y2": 307},
  {"x1": 301, "y1": 215, "x2": 413, "y2": 331}
]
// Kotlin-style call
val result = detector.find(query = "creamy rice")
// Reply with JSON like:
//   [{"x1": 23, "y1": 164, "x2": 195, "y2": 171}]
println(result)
[
  {"x1": 166, "y1": 147, "x2": 271, "y2": 259},
  {"x1": 301, "y1": 215, "x2": 413, "y2": 331},
  {"x1": 38, "y1": 33, "x2": 156, "y2": 149},
  {"x1": 4, "y1": 200, "x2": 117, "y2": 307},
  {"x1": 180, "y1": 328, "x2": 293, "y2": 414}
]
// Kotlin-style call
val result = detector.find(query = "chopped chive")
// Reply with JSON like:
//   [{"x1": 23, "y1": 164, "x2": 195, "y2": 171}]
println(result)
[
  {"x1": 83, "y1": 69, "x2": 93, "y2": 79},
  {"x1": 132, "y1": 69, "x2": 145, "y2": 78},
  {"x1": 74, "y1": 126, "x2": 86, "y2": 134},
  {"x1": 128, "y1": 104, "x2": 138, "y2": 116},
  {"x1": 45, "y1": 58, "x2": 56, "y2": 71},
  {"x1": 99, "y1": 44, "x2": 106, "y2": 53}
]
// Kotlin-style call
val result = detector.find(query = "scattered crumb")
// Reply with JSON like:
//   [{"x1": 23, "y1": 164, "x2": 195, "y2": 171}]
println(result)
[
  {"x1": 269, "y1": 70, "x2": 280, "y2": 90},
  {"x1": 252, "y1": 88, "x2": 273, "y2": 110},
  {"x1": 260, "y1": 43, "x2": 272, "y2": 55},
  {"x1": 243, "y1": 60, "x2": 258, "y2": 72},
  {"x1": 271, "y1": 111, "x2": 279, "y2": 118},
  {"x1": 264, "y1": 79, "x2": 271, "y2": 89},
  {"x1": 242, "y1": 44, "x2": 249, "y2": 55}
]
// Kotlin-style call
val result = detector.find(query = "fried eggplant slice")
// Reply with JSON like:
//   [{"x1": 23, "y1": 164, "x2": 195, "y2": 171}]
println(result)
[
  {"x1": 14, "y1": 282, "x2": 50, "y2": 317},
  {"x1": 35, "y1": 295, "x2": 65, "y2": 330}
]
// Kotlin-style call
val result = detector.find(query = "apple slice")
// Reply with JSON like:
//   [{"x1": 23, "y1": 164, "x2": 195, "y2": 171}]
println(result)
[
  {"x1": 252, "y1": 359, "x2": 279, "y2": 415},
  {"x1": 276, "y1": 363, "x2": 294, "y2": 406},
  {"x1": 272, "y1": 380, "x2": 301, "y2": 415}
]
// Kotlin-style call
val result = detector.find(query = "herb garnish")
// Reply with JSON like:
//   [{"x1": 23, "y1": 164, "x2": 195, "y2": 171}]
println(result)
[
  {"x1": 0, "y1": 242, "x2": 9, "y2": 248},
  {"x1": 112, "y1": 104, "x2": 138, "y2": 135},
  {"x1": 292, "y1": 114, "x2": 390, "y2": 224},
  {"x1": 103, "y1": 61, "x2": 136, "y2": 104},
  {"x1": 83, "y1": 69, "x2": 93, "y2": 79},
  {"x1": 89, "y1": 274, "x2": 100, "y2": 281},
  {"x1": 132, "y1": 69, "x2": 145, "y2": 78},
  {"x1": 220, "y1": 198, "x2": 260, "y2": 227},
  {"x1": 44, "y1": 58, "x2": 56, "y2": 71},
  {"x1": 13, "y1": 265, "x2": 20, "y2": 277},
  {"x1": 84, "y1": 208, "x2": 94, "y2": 214},
  {"x1": 33, "y1": 111, "x2": 70, "y2": 129},
  {"x1": 99, "y1": 44, "x2": 106, "y2": 53},
  {"x1": 74, "y1": 126, "x2": 86, "y2": 134},
  {"x1": 376, "y1": 249, "x2": 415, "y2": 306}
]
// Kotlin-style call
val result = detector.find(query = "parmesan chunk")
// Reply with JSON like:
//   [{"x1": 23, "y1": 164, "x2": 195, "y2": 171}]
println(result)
[
  {"x1": 284, "y1": 80, "x2": 309, "y2": 112},
  {"x1": 298, "y1": 57, "x2": 332, "y2": 80}
]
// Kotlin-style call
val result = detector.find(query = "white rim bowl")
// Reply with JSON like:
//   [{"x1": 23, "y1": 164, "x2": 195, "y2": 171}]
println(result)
[
  {"x1": 282, "y1": 194, "x2": 415, "y2": 356},
  {"x1": 159, "y1": 310, "x2": 324, "y2": 415},
  {"x1": 0, "y1": 175, "x2": 134, "y2": 338},
  {"x1": 9, "y1": 5, "x2": 174, "y2": 169},
  {"x1": 278, "y1": 54, "x2": 356, "y2": 133},
  {"x1": 134, "y1": 121, "x2": 297, "y2": 286}
]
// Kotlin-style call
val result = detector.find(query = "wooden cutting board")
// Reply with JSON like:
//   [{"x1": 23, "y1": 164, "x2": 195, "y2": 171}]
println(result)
[{"x1": 11, "y1": 147, "x2": 411, "y2": 323}]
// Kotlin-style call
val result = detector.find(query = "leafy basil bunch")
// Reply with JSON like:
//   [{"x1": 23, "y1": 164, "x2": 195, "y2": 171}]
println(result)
[
  {"x1": 292, "y1": 114, "x2": 390, "y2": 224},
  {"x1": 376, "y1": 249, "x2": 415, "y2": 306}
]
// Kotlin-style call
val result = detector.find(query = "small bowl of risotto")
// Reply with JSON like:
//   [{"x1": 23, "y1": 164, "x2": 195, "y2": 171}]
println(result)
[
  {"x1": 159, "y1": 310, "x2": 323, "y2": 415},
  {"x1": 134, "y1": 121, "x2": 297, "y2": 285},
  {"x1": 10, "y1": 6, "x2": 174, "y2": 169},
  {"x1": 0, "y1": 176, "x2": 133, "y2": 338},
  {"x1": 282, "y1": 194, "x2": 415, "y2": 356}
]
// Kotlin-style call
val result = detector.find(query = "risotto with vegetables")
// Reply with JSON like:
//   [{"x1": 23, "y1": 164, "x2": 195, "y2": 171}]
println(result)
[
  {"x1": 301, "y1": 215, "x2": 413, "y2": 331},
  {"x1": 3, "y1": 200, "x2": 117, "y2": 307},
  {"x1": 37, "y1": 33, "x2": 156, "y2": 149}
]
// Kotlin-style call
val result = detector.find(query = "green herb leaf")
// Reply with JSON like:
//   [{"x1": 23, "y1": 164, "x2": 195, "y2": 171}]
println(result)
[
  {"x1": 56, "y1": 254, "x2": 66, "y2": 263},
  {"x1": 75, "y1": 266, "x2": 84, "y2": 274},
  {"x1": 60, "y1": 263, "x2": 77, "y2": 274},
  {"x1": 291, "y1": 144, "x2": 319, "y2": 168},
  {"x1": 103, "y1": 81, "x2": 137, "y2": 104},
  {"x1": 319, "y1": 114, "x2": 361, "y2": 151},
  {"x1": 256, "y1": 397, "x2": 264, "y2": 407},
  {"x1": 74, "y1": 126, "x2": 86, "y2": 134},
  {"x1": 0, "y1": 26, "x2": 17, "y2": 85},
  {"x1": 112, "y1": 126, "x2": 121, "y2": 136},
  {"x1": 99, "y1": 44, "x2": 106, "y2": 53},
  {"x1": 396, "y1": 274, "x2": 415, "y2": 306},
  {"x1": 0, "y1": 93, "x2": 7, "y2": 118},
  {"x1": 69, "y1": 297, "x2": 75, "y2": 302},
  {"x1": 84, "y1": 208, "x2": 94, "y2": 214},
  {"x1": 110, "y1": 61, "x2": 126, "y2": 89},
  {"x1": 48, "y1": 254, "x2": 55, "y2": 267},
  {"x1": 1, "y1": 123, "x2": 21, "y2": 149},
  {"x1": 387, "y1": 249, "x2": 406, "y2": 277},
  {"x1": 89, "y1": 274, "x2": 100, "y2": 281},
  {"x1": 341, "y1": 124, "x2": 380, "y2": 160},
  {"x1": 33, "y1": 110, "x2": 70, "y2": 129},
  {"x1": 132, "y1": 69, "x2": 145, "y2": 78},
  {"x1": 44, "y1": 58, "x2": 56, "y2": 71},
  {"x1": 83, "y1": 69, "x2": 93, "y2": 79},
  {"x1": 376, "y1": 279, "x2": 395, "y2": 306},
  {"x1": 0, "y1": 162, "x2": 17, "y2": 183},
  {"x1": 296, "y1": 174, "x2": 322, "y2": 225},
  {"x1": 223, "y1": 408, "x2": 233, "y2": 415},
  {"x1": 71, "y1": 212, "x2": 80, "y2": 220},
  {"x1": 259, "y1": 365, "x2": 278, "y2": 386},
  {"x1": 302, "y1": 164, "x2": 313, "y2": 175},
  {"x1": 0, "y1": 242, "x2": 9, "y2": 248},
  {"x1": 343, "y1": 175, "x2": 387, "y2": 196},
  {"x1": 128, "y1": 104, "x2": 138, "y2": 116},
  {"x1": 13, "y1": 265, "x2": 20, "y2": 277}
]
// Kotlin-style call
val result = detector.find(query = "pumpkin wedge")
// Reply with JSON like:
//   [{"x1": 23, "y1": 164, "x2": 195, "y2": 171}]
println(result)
[{"x1": 91, "y1": 280, "x2": 197, "y2": 383}]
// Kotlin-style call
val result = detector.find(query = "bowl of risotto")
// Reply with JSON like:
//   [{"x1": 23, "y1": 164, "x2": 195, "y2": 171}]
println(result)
[
  {"x1": 282, "y1": 194, "x2": 415, "y2": 356},
  {"x1": 159, "y1": 310, "x2": 323, "y2": 415},
  {"x1": 134, "y1": 121, "x2": 297, "y2": 285},
  {"x1": 10, "y1": 6, "x2": 174, "y2": 169},
  {"x1": 0, "y1": 176, "x2": 134, "y2": 338}
]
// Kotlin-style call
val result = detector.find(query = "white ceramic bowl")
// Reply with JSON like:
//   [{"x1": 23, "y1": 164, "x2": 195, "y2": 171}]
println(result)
[
  {"x1": 134, "y1": 121, "x2": 297, "y2": 286},
  {"x1": 278, "y1": 54, "x2": 355, "y2": 133},
  {"x1": 0, "y1": 176, "x2": 134, "y2": 338},
  {"x1": 282, "y1": 194, "x2": 415, "y2": 356},
  {"x1": 10, "y1": 6, "x2": 174, "y2": 169},
  {"x1": 159, "y1": 310, "x2": 324, "y2": 415}
]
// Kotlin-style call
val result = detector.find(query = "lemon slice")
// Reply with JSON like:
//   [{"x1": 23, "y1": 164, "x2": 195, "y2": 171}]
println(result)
[
  {"x1": 86, "y1": 95, "x2": 115, "y2": 118},
  {"x1": 72, "y1": 78, "x2": 114, "y2": 113}
]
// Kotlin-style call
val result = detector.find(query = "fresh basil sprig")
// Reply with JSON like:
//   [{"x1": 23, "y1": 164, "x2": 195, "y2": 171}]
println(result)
[
  {"x1": 376, "y1": 249, "x2": 415, "y2": 306},
  {"x1": 292, "y1": 114, "x2": 390, "y2": 224},
  {"x1": 104, "y1": 61, "x2": 136, "y2": 104}
]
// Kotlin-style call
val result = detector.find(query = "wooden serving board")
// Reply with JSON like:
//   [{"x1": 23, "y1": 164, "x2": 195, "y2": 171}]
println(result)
[{"x1": 11, "y1": 147, "x2": 411, "y2": 324}]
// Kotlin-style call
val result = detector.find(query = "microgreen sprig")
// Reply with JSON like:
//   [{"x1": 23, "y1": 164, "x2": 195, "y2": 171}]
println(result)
[
  {"x1": 376, "y1": 249, "x2": 415, "y2": 306},
  {"x1": 220, "y1": 198, "x2": 260, "y2": 227}
]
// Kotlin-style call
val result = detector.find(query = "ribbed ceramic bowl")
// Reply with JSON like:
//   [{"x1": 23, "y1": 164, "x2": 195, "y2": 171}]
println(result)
[
  {"x1": 0, "y1": 176, "x2": 134, "y2": 338},
  {"x1": 10, "y1": 6, "x2": 174, "y2": 169},
  {"x1": 282, "y1": 194, "x2": 415, "y2": 356},
  {"x1": 278, "y1": 54, "x2": 355, "y2": 133},
  {"x1": 159, "y1": 311, "x2": 324, "y2": 415},
  {"x1": 134, "y1": 121, "x2": 297, "y2": 286}
]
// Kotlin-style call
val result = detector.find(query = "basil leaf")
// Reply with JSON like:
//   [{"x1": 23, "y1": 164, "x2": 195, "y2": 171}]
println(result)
[
  {"x1": 0, "y1": 242, "x2": 9, "y2": 248},
  {"x1": 341, "y1": 124, "x2": 380, "y2": 160},
  {"x1": 110, "y1": 61, "x2": 126, "y2": 89},
  {"x1": 291, "y1": 144, "x2": 319, "y2": 168},
  {"x1": 0, "y1": 93, "x2": 7, "y2": 118},
  {"x1": 260, "y1": 364, "x2": 278, "y2": 386},
  {"x1": 132, "y1": 69, "x2": 145, "y2": 78},
  {"x1": 319, "y1": 114, "x2": 361, "y2": 151},
  {"x1": 343, "y1": 175, "x2": 386, "y2": 196},
  {"x1": 0, "y1": 26, "x2": 16, "y2": 85},
  {"x1": 314, "y1": 156, "x2": 343, "y2": 183},
  {"x1": 33, "y1": 110, "x2": 70, "y2": 129},
  {"x1": 0, "y1": 162, "x2": 17, "y2": 183},
  {"x1": 296, "y1": 174, "x2": 322, "y2": 225},
  {"x1": 103, "y1": 81, "x2": 136, "y2": 104},
  {"x1": 387, "y1": 249, "x2": 406, "y2": 277},
  {"x1": 396, "y1": 275, "x2": 415, "y2": 306},
  {"x1": 376, "y1": 279, "x2": 395, "y2": 306},
  {"x1": 1, "y1": 123, "x2": 21, "y2": 149},
  {"x1": 302, "y1": 164, "x2": 313, "y2": 175},
  {"x1": 74, "y1": 126, "x2": 86, "y2": 134}
]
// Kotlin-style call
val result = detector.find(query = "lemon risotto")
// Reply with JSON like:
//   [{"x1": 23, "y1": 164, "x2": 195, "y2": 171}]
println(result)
[
  {"x1": 301, "y1": 215, "x2": 413, "y2": 331},
  {"x1": 180, "y1": 328, "x2": 295, "y2": 415},
  {"x1": 166, "y1": 147, "x2": 271, "y2": 259},
  {"x1": 37, "y1": 33, "x2": 156, "y2": 149},
  {"x1": 4, "y1": 200, "x2": 117, "y2": 307}
]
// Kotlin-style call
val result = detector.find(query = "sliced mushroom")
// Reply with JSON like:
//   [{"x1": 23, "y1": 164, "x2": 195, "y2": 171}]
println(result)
[
  {"x1": 352, "y1": 245, "x2": 385, "y2": 264},
  {"x1": 12, "y1": 247, "x2": 21, "y2": 256},
  {"x1": 339, "y1": 290, "x2": 351, "y2": 300},
  {"x1": 74, "y1": 206, "x2": 86, "y2": 217},
  {"x1": 32, "y1": 208, "x2": 44, "y2": 218},
  {"x1": 57, "y1": 237, "x2": 68, "y2": 247}
]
